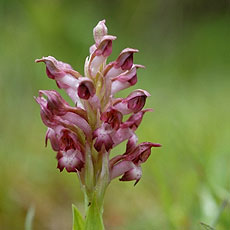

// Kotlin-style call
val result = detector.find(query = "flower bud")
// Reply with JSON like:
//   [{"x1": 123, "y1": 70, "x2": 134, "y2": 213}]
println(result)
[{"x1": 93, "y1": 19, "x2": 108, "y2": 46}]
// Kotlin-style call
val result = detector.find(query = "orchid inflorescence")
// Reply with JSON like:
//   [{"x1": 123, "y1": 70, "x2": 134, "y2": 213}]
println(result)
[{"x1": 35, "y1": 20, "x2": 161, "y2": 218}]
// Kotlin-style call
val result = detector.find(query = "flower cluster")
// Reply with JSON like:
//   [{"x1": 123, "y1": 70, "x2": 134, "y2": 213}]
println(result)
[{"x1": 35, "y1": 20, "x2": 161, "y2": 187}]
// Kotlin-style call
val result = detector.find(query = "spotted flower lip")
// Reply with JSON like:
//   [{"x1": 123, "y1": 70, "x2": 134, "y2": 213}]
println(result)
[{"x1": 35, "y1": 19, "x2": 160, "y2": 184}]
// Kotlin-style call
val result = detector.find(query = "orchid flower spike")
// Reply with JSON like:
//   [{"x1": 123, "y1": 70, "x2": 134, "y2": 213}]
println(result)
[{"x1": 35, "y1": 19, "x2": 161, "y2": 227}]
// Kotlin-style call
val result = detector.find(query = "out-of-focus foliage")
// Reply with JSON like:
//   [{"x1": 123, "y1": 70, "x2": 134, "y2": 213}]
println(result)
[{"x1": 0, "y1": 0, "x2": 230, "y2": 229}]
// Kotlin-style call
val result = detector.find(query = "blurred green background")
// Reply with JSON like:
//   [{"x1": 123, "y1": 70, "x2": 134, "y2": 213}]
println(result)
[{"x1": 0, "y1": 0, "x2": 230, "y2": 229}]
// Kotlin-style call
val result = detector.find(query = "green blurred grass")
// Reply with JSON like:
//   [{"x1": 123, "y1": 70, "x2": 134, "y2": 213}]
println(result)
[{"x1": 0, "y1": 0, "x2": 230, "y2": 229}]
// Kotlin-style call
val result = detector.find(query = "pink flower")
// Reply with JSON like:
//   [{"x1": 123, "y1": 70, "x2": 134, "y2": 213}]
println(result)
[
  {"x1": 77, "y1": 77, "x2": 95, "y2": 100},
  {"x1": 110, "y1": 142, "x2": 161, "y2": 185},
  {"x1": 35, "y1": 19, "x2": 160, "y2": 187},
  {"x1": 113, "y1": 89, "x2": 151, "y2": 115}
]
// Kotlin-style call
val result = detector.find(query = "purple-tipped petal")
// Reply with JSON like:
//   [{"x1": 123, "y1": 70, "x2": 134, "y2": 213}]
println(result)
[
  {"x1": 35, "y1": 56, "x2": 81, "y2": 79},
  {"x1": 103, "y1": 48, "x2": 139, "y2": 79},
  {"x1": 34, "y1": 95, "x2": 57, "y2": 128},
  {"x1": 126, "y1": 142, "x2": 161, "y2": 164},
  {"x1": 77, "y1": 77, "x2": 95, "y2": 100},
  {"x1": 95, "y1": 35, "x2": 116, "y2": 57},
  {"x1": 119, "y1": 164, "x2": 142, "y2": 185},
  {"x1": 114, "y1": 48, "x2": 139, "y2": 70},
  {"x1": 121, "y1": 109, "x2": 152, "y2": 131},
  {"x1": 110, "y1": 160, "x2": 135, "y2": 180},
  {"x1": 127, "y1": 90, "x2": 150, "y2": 113},
  {"x1": 35, "y1": 56, "x2": 83, "y2": 105},
  {"x1": 89, "y1": 35, "x2": 117, "y2": 77},
  {"x1": 39, "y1": 90, "x2": 69, "y2": 116},
  {"x1": 113, "y1": 89, "x2": 150, "y2": 115}
]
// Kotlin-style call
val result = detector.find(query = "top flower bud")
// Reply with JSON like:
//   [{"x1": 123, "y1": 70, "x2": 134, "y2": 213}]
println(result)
[{"x1": 93, "y1": 19, "x2": 108, "y2": 46}]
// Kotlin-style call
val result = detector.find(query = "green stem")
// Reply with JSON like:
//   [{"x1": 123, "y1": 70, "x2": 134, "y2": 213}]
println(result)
[
  {"x1": 83, "y1": 145, "x2": 110, "y2": 230},
  {"x1": 84, "y1": 190, "x2": 105, "y2": 230}
]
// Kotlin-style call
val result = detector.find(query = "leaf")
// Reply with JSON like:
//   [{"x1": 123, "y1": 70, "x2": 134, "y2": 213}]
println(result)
[
  {"x1": 85, "y1": 197, "x2": 104, "y2": 230},
  {"x1": 72, "y1": 204, "x2": 85, "y2": 230}
]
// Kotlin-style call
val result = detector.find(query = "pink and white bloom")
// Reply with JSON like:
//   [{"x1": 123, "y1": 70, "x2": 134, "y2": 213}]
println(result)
[{"x1": 35, "y1": 19, "x2": 161, "y2": 188}]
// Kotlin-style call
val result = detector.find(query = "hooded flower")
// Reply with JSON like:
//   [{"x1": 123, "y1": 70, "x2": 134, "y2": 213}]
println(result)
[{"x1": 35, "y1": 19, "x2": 160, "y2": 187}]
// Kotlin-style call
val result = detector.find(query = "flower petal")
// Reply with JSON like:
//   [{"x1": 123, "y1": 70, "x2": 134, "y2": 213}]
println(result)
[
  {"x1": 111, "y1": 65, "x2": 144, "y2": 95},
  {"x1": 89, "y1": 35, "x2": 116, "y2": 77},
  {"x1": 77, "y1": 77, "x2": 96, "y2": 100},
  {"x1": 104, "y1": 48, "x2": 139, "y2": 79},
  {"x1": 121, "y1": 109, "x2": 152, "y2": 131},
  {"x1": 61, "y1": 112, "x2": 92, "y2": 138},
  {"x1": 35, "y1": 56, "x2": 81, "y2": 79},
  {"x1": 125, "y1": 142, "x2": 161, "y2": 164},
  {"x1": 115, "y1": 48, "x2": 139, "y2": 70},
  {"x1": 111, "y1": 127, "x2": 134, "y2": 147},
  {"x1": 113, "y1": 89, "x2": 150, "y2": 115},
  {"x1": 35, "y1": 56, "x2": 83, "y2": 106},
  {"x1": 119, "y1": 165, "x2": 142, "y2": 185},
  {"x1": 125, "y1": 133, "x2": 138, "y2": 155},
  {"x1": 110, "y1": 160, "x2": 134, "y2": 180}
]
